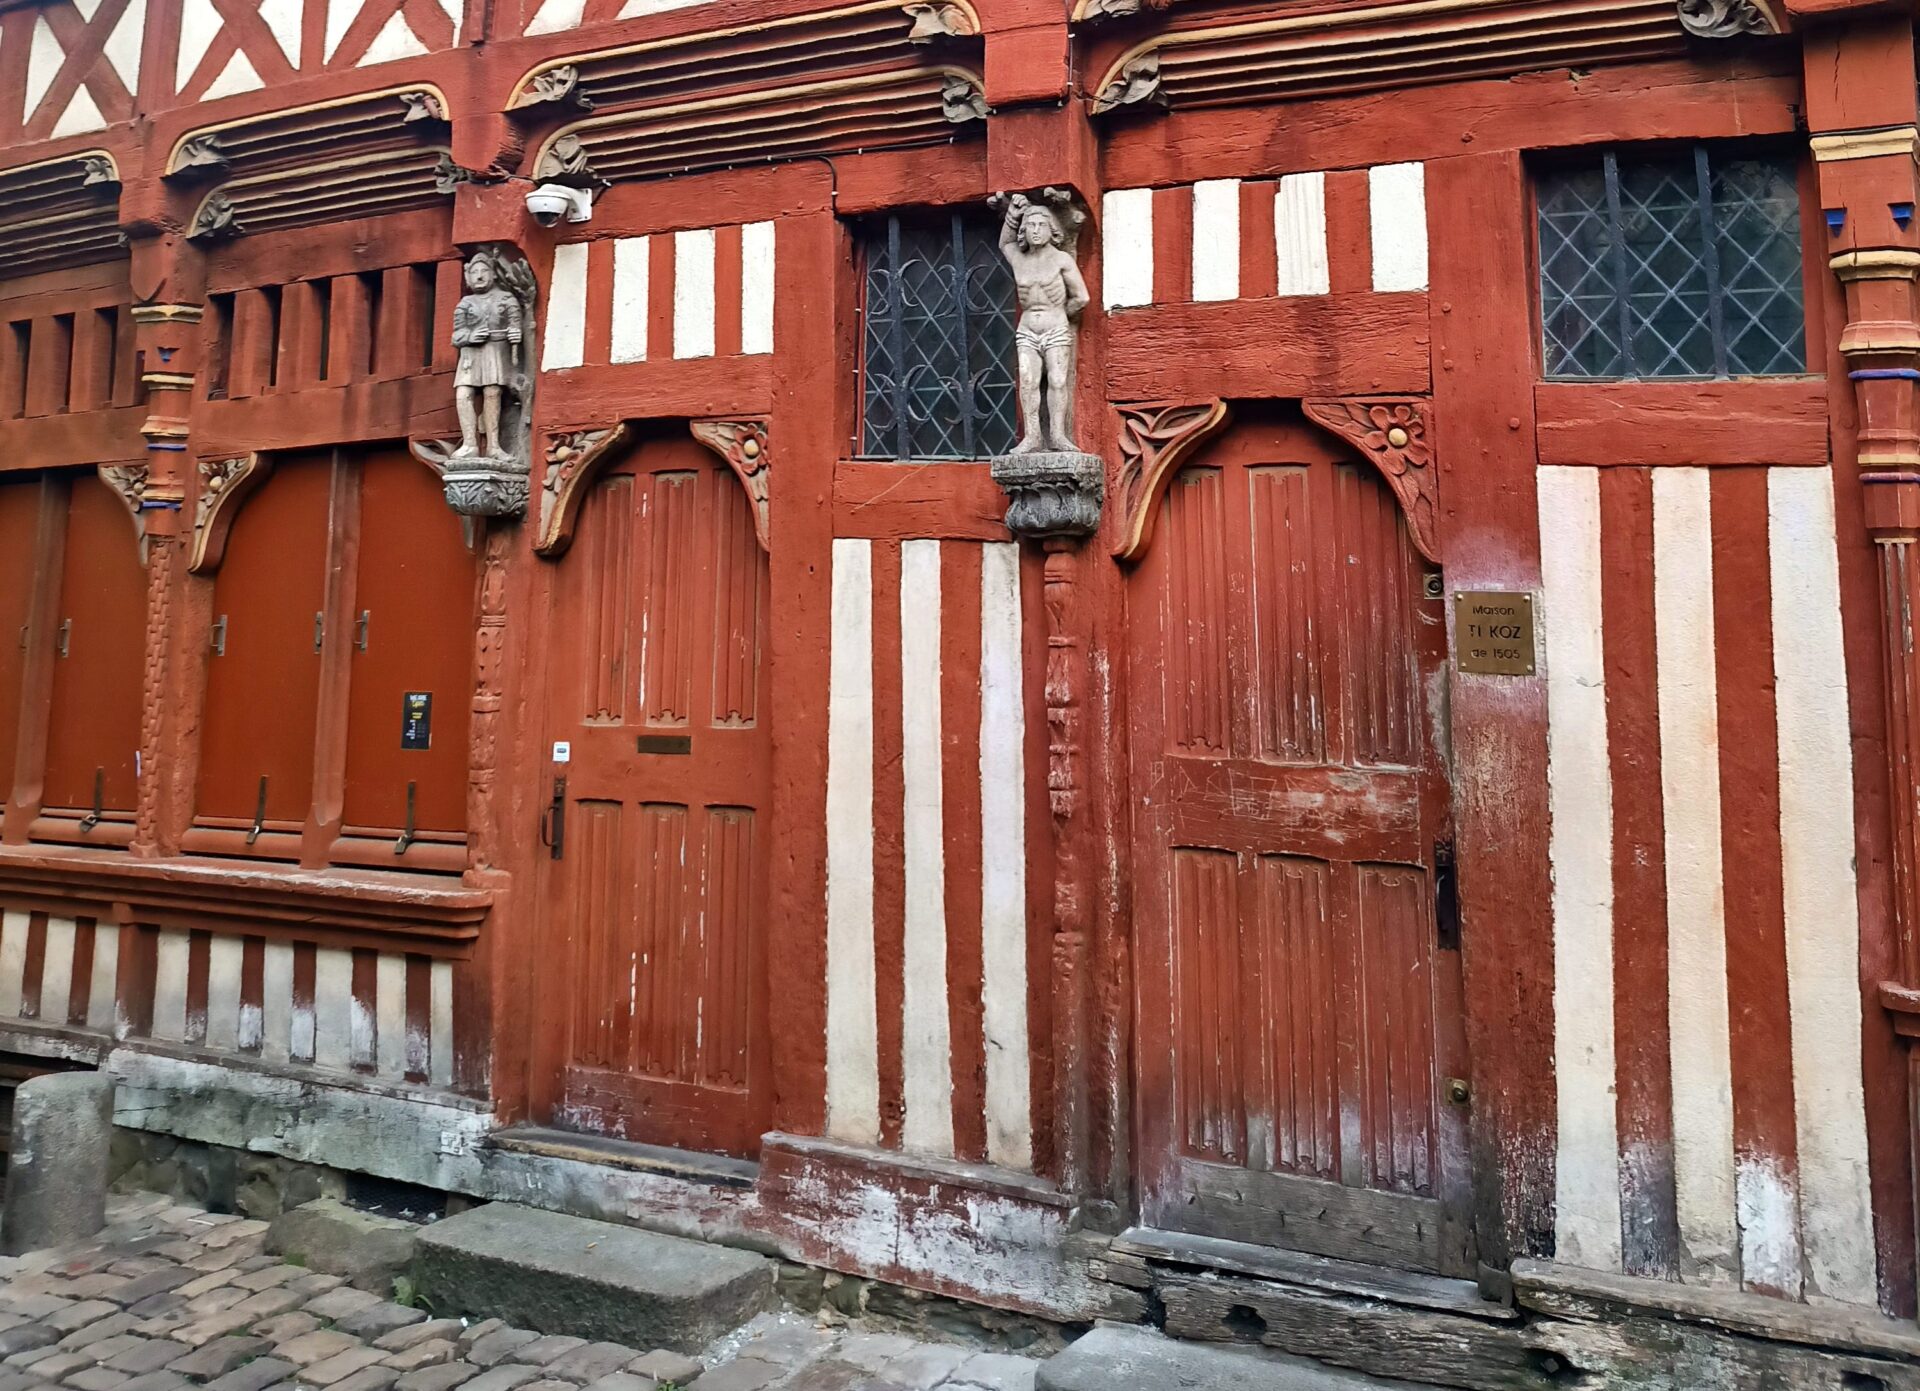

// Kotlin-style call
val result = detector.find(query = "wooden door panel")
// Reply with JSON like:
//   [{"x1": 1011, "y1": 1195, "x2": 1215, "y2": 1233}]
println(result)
[
  {"x1": 44, "y1": 474, "x2": 145, "y2": 817},
  {"x1": 0, "y1": 477, "x2": 44, "y2": 800},
  {"x1": 1132, "y1": 408, "x2": 1468, "y2": 1275},
  {"x1": 539, "y1": 435, "x2": 770, "y2": 1157}
]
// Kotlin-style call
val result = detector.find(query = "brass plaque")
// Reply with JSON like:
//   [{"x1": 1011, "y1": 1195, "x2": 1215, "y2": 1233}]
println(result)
[{"x1": 1453, "y1": 591, "x2": 1536, "y2": 675}]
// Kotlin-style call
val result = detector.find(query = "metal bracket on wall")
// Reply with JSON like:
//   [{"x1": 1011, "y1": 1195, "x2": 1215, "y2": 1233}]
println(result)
[
  {"x1": 210, "y1": 616, "x2": 228, "y2": 656},
  {"x1": 55, "y1": 619, "x2": 71, "y2": 658}
]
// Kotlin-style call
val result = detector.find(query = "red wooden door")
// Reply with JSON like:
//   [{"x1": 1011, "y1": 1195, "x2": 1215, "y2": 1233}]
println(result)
[
  {"x1": 1128, "y1": 410, "x2": 1472, "y2": 1276},
  {"x1": 536, "y1": 436, "x2": 771, "y2": 1157}
]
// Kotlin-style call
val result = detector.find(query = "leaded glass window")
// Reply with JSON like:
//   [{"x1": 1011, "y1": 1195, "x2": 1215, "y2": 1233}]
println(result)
[
  {"x1": 1538, "y1": 147, "x2": 1806, "y2": 379},
  {"x1": 858, "y1": 211, "x2": 1017, "y2": 460}
]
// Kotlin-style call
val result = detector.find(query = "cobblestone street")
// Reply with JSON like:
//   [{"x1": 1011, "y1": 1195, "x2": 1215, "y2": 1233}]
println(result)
[{"x1": 0, "y1": 1198, "x2": 1038, "y2": 1391}]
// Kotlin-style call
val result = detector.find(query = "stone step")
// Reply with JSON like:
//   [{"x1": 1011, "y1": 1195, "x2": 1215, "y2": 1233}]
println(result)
[
  {"x1": 1037, "y1": 1325, "x2": 1430, "y2": 1391},
  {"x1": 411, "y1": 1203, "x2": 772, "y2": 1355}
]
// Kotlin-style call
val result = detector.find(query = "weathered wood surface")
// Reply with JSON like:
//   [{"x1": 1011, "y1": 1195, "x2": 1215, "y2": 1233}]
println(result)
[{"x1": 1533, "y1": 380, "x2": 1829, "y2": 468}]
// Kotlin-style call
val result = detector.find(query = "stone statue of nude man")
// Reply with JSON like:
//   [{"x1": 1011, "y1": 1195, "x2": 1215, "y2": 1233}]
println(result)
[
  {"x1": 451, "y1": 252, "x2": 524, "y2": 459},
  {"x1": 993, "y1": 190, "x2": 1090, "y2": 454}
]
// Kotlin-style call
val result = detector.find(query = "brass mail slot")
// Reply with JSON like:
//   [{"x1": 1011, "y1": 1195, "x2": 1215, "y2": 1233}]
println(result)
[{"x1": 636, "y1": 734, "x2": 693, "y2": 755}]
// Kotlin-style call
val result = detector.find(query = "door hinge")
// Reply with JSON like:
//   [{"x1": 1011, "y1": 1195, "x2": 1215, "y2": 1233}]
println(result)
[
  {"x1": 210, "y1": 615, "x2": 228, "y2": 656},
  {"x1": 55, "y1": 618, "x2": 71, "y2": 658},
  {"x1": 313, "y1": 611, "x2": 325, "y2": 653}
]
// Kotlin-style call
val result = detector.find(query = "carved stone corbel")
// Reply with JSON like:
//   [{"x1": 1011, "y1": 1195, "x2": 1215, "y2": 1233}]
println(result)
[
  {"x1": 1302, "y1": 397, "x2": 1441, "y2": 564},
  {"x1": 1091, "y1": 53, "x2": 1162, "y2": 115},
  {"x1": 904, "y1": 2, "x2": 977, "y2": 41},
  {"x1": 1111, "y1": 399, "x2": 1231, "y2": 561},
  {"x1": 941, "y1": 75, "x2": 988, "y2": 123},
  {"x1": 98, "y1": 463, "x2": 152, "y2": 560},
  {"x1": 512, "y1": 65, "x2": 594, "y2": 113},
  {"x1": 690, "y1": 419, "x2": 771, "y2": 553},
  {"x1": 1676, "y1": 0, "x2": 1782, "y2": 37},
  {"x1": 188, "y1": 193, "x2": 241, "y2": 242},
  {"x1": 189, "y1": 453, "x2": 271, "y2": 573},
  {"x1": 535, "y1": 425, "x2": 630, "y2": 555}
]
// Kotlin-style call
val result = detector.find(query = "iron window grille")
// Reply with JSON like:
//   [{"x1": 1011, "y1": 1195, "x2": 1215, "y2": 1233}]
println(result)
[
  {"x1": 1537, "y1": 146, "x2": 1806, "y2": 380},
  {"x1": 857, "y1": 210, "x2": 1018, "y2": 461}
]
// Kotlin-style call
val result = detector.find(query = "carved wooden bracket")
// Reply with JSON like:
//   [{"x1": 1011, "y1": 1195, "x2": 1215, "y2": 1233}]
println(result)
[
  {"x1": 535, "y1": 425, "x2": 631, "y2": 557},
  {"x1": 98, "y1": 463, "x2": 151, "y2": 560},
  {"x1": 188, "y1": 453, "x2": 272, "y2": 573},
  {"x1": 1112, "y1": 399, "x2": 1230, "y2": 561},
  {"x1": 1302, "y1": 397, "x2": 1441, "y2": 564},
  {"x1": 691, "y1": 419, "x2": 771, "y2": 553}
]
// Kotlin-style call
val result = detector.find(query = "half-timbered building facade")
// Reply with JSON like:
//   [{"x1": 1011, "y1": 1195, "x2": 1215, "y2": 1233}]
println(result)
[{"x1": 2, "y1": 0, "x2": 1918, "y2": 1381}]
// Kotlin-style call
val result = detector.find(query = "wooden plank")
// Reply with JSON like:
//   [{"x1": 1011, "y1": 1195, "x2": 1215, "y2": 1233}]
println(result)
[
  {"x1": 1178, "y1": 1159, "x2": 1448, "y2": 1274},
  {"x1": 1535, "y1": 381, "x2": 1829, "y2": 467},
  {"x1": 1105, "y1": 293, "x2": 1428, "y2": 400},
  {"x1": 832, "y1": 463, "x2": 1013, "y2": 542}
]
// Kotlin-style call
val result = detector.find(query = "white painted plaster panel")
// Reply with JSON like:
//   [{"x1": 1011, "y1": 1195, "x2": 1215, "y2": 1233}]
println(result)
[
  {"x1": 899, "y1": 539, "x2": 954, "y2": 1158},
  {"x1": 1274, "y1": 172, "x2": 1330, "y2": 297},
  {"x1": 1769, "y1": 465, "x2": 1877, "y2": 1305},
  {"x1": 1189, "y1": 179, "x2": 1240, "y2": 303},
  {"x1": 0, "y1": 912, "x2": 24, "y2": 1017},
  {"x1": 1538, "y1": 464, "x2": 1622, "y2": 1273},
  {"x1": 615, "y1": 0, "x2": 710, "y2": 18},
  {"x1": 260, "y1": 0, "x2": 301, "y2": 66},
  {"x1": 825, "y1": 538, "x2": 880, "y2": 1145},
  {"x1": 1369, "y1": 162, "x2": 1429, "y2": 293},
  {"x1": 313, "y1": 946, "x2": 354, "y2": 1072},
  {"x1": 178, "y1": 0, "x2": 222, "y2": 88},
  {"x1": 542, "y1": 241, "x2": 589, "y2": 372},
  {"x1": 152, "y1": 929, "x2": 191, "y2": 1043},
  {"x1": 429, "y1": 960, "x2": 454, "y2": 1087},
  {"x1": 673, "y1": 227, "x2": 716, "y2": 360},
  {"x1": 741, "y1": 220, "x2": 776, "y2": 355},
  {"x1": 38, "y1": 918, "x2": 75, "y2": 1028},
  {"x1": 1101, "y1": 188, "x2": 1154, "y2": 310},
  {"x1": 1652, "y1": 468, "x2": 1737, "y2": 1279},
  {"x1": 376, "y1": 952, "x2": 407, "y2": 1078},
  {"x1": 358, "y1": 9, "x2": 429, "y2": 65},
  {"x1": 204, "y1": 935, "x2": 244, "y2": 1053},
  {"x1": 262, "y1": 941, "x2": 293, "y2": 1064},
  {"x1": 202, "y1": 50, "x2": 262, "y2": 100},
  {"x1": 26, "y1": 18, "x2": 64, "y2": 115},
  {"x1": 524, "y1": 0, "x2": 588, "y2": 33},
  {"x1": 87, "y1": 923, "x2": 119, "y2": 1033},
  {"x1": 610, "y1": 236, "x2": 650, "y2": 364},
  {"x1": 323, "y1": 0, "x2": 358, "y2": 60},
  {"x1": 979, "y1": 541, "x2": 1032, "y2": 1171},
  {"x1": 103, "y1": 0, "x2": 146, "y2": 91},
  {"x1": 52, "y1": 87, "x2": 106, "y2": 138}
]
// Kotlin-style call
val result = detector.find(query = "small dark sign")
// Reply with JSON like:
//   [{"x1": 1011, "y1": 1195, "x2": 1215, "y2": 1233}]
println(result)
[{"x1": 401, "y1": 692, "x2": 433, "y2": 749}]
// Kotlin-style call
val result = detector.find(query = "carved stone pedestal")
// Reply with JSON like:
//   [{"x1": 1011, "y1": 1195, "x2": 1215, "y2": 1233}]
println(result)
[
  {"x1": 989, "y1": 449, "x2": 1104, "y2": 540},
  {"x1": 441, "y1": 453, "x2": 532, "y2": 518}
]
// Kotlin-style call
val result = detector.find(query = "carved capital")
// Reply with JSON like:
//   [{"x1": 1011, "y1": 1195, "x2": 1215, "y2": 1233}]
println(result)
[
  {"x1": 990, "y1": 450, "x2": 1104, "y2": 541},
  {"x1": 1676, "y1": 0, "x2": 1782, "y2": 37},
  {"x1": 1111, "y1": 399, "x2": 1230, "y2": 561},
  {"x1": 1302, "y1": 397, "x2": 1441, "y2": 563},
  {"x1": 690, "y1": 420, "x2": 771, "y2": 553},
  {"x1": 535, "y1": 425, "x2": 631, "y2": 556},
  {"x1": 1091, "y1": 53, "x2": 1162, "y2": 115},
  {"x1": 189, "y1": 454, "x2": 272, "y2": 573}
]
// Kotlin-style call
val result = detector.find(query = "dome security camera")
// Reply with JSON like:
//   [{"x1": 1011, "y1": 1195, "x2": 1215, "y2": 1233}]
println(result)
[{"x1": 525, "y1": 183, "x2": 593, "y2": 227}]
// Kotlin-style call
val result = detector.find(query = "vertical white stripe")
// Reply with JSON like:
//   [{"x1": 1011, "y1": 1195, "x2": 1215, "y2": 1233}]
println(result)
[
  {"x1": 376, "y1": 953, "x2": 407, "y2": 1078},
  {"x1": 1189, "y1": 180, "x2": 1240, "y2": 303},
  {"x1": 313, "y1": 946, "x2": 353, "y2": 1072},
  {"x1": 1653, "y1": 468, "x2": 1738, "y2": 1278},
  {"x1": 979, "y1": 543, "x2": 1031, "y2": 1170},
  {"x1": 152, "y1": 928, "x2": 190, "y2": 1043},
  {"x1": 1538, "y1": 464, "x2": 1622, "y2": 1272},
  {"x1": 429, "y1": 960, "x2": 455, "y2": 1088},
  {"x1": 1769, "y1": 467, "x2": 1877, "y2": 1305},
  {"x1": 899, "y1": 540, "x2": 954, "y2": 1157},
  {"x1": 740, "y1": 221, "x2": 776, "y2": 355},
  {"x1": 262, "y1": 940, "x2": 294, "y2": 1064},
  {"x1": 1369, "y1": 162, "x2": 1429, "y2": 293},
  {"x1": 541, "y1": 241, "x2": 589, "y2": 371},
  {"x1": 610, "y1": 235, "x2": 650, "y2": 364},
  {"x1": 1274, "y1": 172, "x2": 1330, "y2": 296},
  {"x1": 673, "y1": 227, "x2": 716, "y2": 359},
  {"x1": 1101, "y1": 188, "x2": 1154, "y2": 310},
  {"x1": 38, "y1": 918, "x2": 75, "y2": 1027},
  {"x1": 204, "y1": 935, "x2": 244, "y2": 1053},
  {"x1": 826, "y1": 538, "x2": 880, "y2": 1144},
  {"x1": 0, "y1": 910, "x2": 28, "y2": 1016},
  {"x1": 87, "y1": 923, "x2": 119, "y2": 1033}
]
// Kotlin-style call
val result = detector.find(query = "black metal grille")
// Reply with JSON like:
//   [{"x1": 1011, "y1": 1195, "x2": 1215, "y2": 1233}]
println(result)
[
  {"x1": 1538, "y1": 147, "x2": 1805, "y2": 380},
  {"x1": 858, "y1": 211, "x2": 1017, "y2": 461}
]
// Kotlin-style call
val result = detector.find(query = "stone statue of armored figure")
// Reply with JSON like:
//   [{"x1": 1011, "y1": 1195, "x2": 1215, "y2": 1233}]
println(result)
[
  {"x1": 452, "y1": 251, "x2": 525, "y2": 460},
  {"x1": 991, "y1": 188, "x2": 1091, "y2": 453}
]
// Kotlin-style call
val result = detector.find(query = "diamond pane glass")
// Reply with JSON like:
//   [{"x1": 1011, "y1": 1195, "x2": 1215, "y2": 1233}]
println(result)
[
  {"x1": 1538, "y1": 148, "x2": 1804, "y2": 380},
  {"x1": 859, "y1": 214, "x2": 1017, "y2": 460}
]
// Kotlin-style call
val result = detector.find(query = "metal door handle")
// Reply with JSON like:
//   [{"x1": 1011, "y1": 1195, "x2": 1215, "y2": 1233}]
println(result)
[{"x1": 542, "y1": 777, "x2": 567, "y2": 860}]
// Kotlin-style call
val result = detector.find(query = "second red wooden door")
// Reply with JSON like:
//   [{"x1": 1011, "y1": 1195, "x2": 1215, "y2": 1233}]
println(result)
[{"x1": 536, "y1": 435, "x2": 772, "y2": 1158}]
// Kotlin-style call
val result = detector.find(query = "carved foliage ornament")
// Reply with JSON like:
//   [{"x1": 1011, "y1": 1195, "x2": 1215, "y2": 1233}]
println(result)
[
  {"x1": 941, "y1": 75, "x2": 988, "y2": 123},
  {"x1": 189, "y1": 454, "x2": 271, "y2": 573},
  {"x1": 1300, "y1": 398, "x2": 1441, "y2": 563},
  {"x1": 515, "y1": 65, "x2": 594, "y2": 112},
  {"x1": 1112, "y1": 399, "x2": 1231, "y2": 560},
  {"x1": 80, "y1": 156, "x2": 119, "y2": 189},
  {"x1": 1092, "y1": 53, "x2": 1161, "y2": 115},
  {"x1": 189, "y1": 193, "x2": 241, "y2": 241},
  {"x1": 535, "y1": 424, "x2": 631, "y2": 556},
  {"x1": 904, "y1": 2, "x2": 977, "y2": 41},
  {"x1": 690, "y1": 420, "x2": 772, "y2": 553},
  {"x1": 399, "y1": 90, "x2": 448, "y2": 123},
  {"x1": 1676, "y1": 0, "x2": 1782, "y2": 37},
  {"x1": 168, "y1": 133, "x2": 229, "y2": 178},
  {"x1": 98, "y1": 463, "x2": 151, "y2": 560}
]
